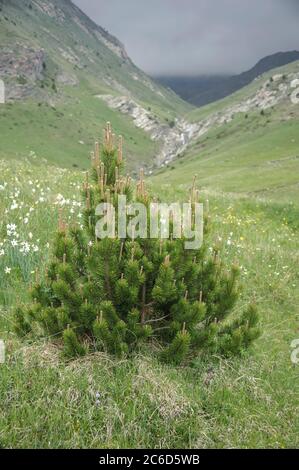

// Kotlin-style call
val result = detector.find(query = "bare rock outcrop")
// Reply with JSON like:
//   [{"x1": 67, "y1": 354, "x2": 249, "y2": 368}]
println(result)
[
  {"x1": 0, "y1": 44, "x2": 45, "y2": 82},
  {"x1": 97, "y1": 94, "x2": 200, "y2": 167},
  {"x1": 0, "y1": 44, "x2": 45, "y2": 100}
]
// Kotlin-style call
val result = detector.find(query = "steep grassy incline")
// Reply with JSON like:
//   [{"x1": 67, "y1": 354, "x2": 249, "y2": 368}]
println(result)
[
  {"x1": 0, "y1": 0, "x2": 191, "y2": 171},
  {"x1": 153, "y1": 61, "x2": 299, "y2": 205}
]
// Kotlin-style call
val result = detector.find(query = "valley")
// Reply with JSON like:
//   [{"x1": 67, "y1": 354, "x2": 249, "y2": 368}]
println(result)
[
  {"x1": 0, "y1": 0, "x2": 298, "y2": 451},
  {"x1": 152, "y1": 61, "x2": 299, "y2": 204}
]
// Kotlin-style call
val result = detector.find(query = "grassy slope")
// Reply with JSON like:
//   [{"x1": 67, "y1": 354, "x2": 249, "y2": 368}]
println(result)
[
  {"x1": 0, "y1": 84, "x2": 160, "y2": 172},
  {"x1": 153, "y1": 62, "x2": 299, "y2": 205},
  {"x1": 155, "y1": 115, "x2": 299, "y2": 204},
  {"x1": 0, "y1": 159, "x2": 298, "y2": 448},
  {"x1": 0, "y1": 0, "x2": 191, "y2": 170},
  {"x1": 0, "y1": 0, "x2": 188, "y2": 113}
]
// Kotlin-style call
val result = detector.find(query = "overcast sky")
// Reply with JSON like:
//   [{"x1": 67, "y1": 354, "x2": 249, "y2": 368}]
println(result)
[{"x1": 73, "y1": 0, "x2": 299, "y2": 76}]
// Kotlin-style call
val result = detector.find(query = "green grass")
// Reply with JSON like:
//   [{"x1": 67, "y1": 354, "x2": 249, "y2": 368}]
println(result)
[
  {"x1": 0, "y1": 158, "x2": 298, "y2": 448},
  {"x1": 0, "y1": 84, "x2": 161, "y2": 172}
]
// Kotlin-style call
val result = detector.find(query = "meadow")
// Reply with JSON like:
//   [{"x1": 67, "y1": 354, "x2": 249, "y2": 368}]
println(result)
[
  {"x1": 1, "y1": 0, "x2": 298, "y2": 451},
  {"x1": 0, "y1": 156, "x2": 298, "y2": 448}
]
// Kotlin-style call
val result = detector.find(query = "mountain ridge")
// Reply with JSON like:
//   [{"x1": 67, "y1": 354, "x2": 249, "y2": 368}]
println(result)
[
  {"x1": 157, "y1": 50, "x2": 299, "y2": 107},
  {"x1": 0, "y1": 0, "x2": 186, "y2": 106}
]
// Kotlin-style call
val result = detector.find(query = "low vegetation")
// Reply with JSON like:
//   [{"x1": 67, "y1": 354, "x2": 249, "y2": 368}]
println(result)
[
  {"x1": 0, "y1": 136, "x2": 298, "y2": 447},
  {"x1": 13, "y1": 124, "x2": 259, "y2": 365}
]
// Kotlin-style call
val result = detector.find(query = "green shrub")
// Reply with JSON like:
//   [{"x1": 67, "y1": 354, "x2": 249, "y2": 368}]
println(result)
[{"x1": 14, "y1": 123, "x2": 260, "y2": 364}]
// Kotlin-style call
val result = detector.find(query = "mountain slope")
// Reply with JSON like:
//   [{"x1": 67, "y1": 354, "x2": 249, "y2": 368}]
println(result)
[
  {"x1": 0, "y1": 0, "x2": 191, "y2": 171},
  {"x1": 157, "y1": 51, "x2": 299, "y2": 107},
  {"x1": 152, "y1": 60, "x2": 299, "y2": 205}
]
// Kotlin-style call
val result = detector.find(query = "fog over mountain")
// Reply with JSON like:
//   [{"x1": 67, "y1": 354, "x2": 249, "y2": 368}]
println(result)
[{"x1": 73, "y1": 0, "x2": 299, "y2": 76}]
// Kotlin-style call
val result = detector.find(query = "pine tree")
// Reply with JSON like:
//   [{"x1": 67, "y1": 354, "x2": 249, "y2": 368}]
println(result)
[{"x1": 14, "y1": 122, "x2": 260, "y2": 364}]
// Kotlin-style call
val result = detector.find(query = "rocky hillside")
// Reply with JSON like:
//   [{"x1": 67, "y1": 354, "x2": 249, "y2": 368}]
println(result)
[
  {"x1": 0, "y1": 0, "x2": 186, "y2": 107},
  {"x1": 97, "y1": 94, "x2": 199, "y2": 168},
  {"x1": 0, "y1": 0, "x2": 191, "y2": 171},
  {"x1": 187, "y1": 63, "x2": 299, "y2": 142}
]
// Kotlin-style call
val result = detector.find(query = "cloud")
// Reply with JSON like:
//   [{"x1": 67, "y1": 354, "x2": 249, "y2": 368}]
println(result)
[{"x1": 73, "y1": 0, "x2": 299, "y2": 75}]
